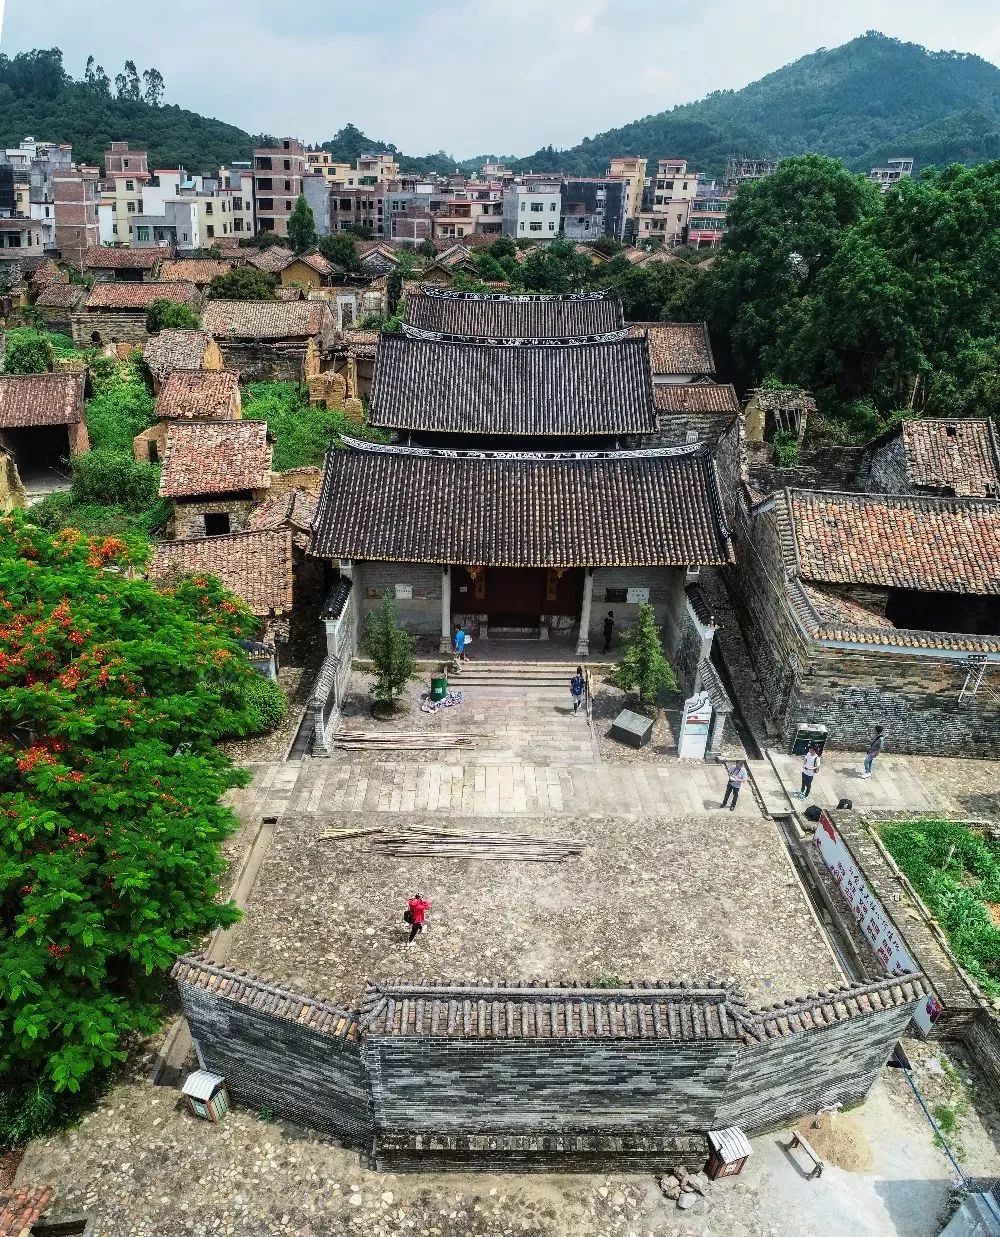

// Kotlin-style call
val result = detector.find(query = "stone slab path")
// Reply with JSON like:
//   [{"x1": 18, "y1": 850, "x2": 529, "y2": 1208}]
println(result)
[{"x1": 769, "y1": 750, "x2": 963, "y2": 817}]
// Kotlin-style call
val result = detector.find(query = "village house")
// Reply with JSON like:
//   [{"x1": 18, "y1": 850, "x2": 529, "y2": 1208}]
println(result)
[
  {"x1": 83, "y1": 243, "x2": 166, "y2": 283},
  {"x1": 0, "y1": 217, "x2": 44, "y2": 268},
  {"x1": 310, "y1": 289, "x2": 734, "y2": 695},
  {"x1": 628, "y1": 321, "x2": 717, "y2": 384},
  {"x1": 142, "y1": 328, "x2": 223, "y2": 392},
  {"x1": 151, "y1": 528, "x2": 294, "y2": 626},
  {"x1": 733, "y1": 487, "x2": 1000, "y2": 756},
  {"x1": 859, "y1": 418, "x2": 1000, "y2": 498},
  {"x1": 32, "y1": 281, "x2": 86, "y2": 335},
  {"x1": 200, "y1": 299, "x2": 336, "y2": 383},
  {"x1": 71, "y1": 280, "x2": 201, "y2": 348},
  {"x1": 276, "y1": 251, "x2": 339, "y2": 291},
  {"x1": 159, "y1": 418, "x2": 272, "y2": 538},
  {"x1": 244, "y1": 245, "x2": 296, "y2": 275},
  {"x1": 744, "y1": 387, "x2": 816, "y2": 444},
  {"x1": 134, "y1": 369, "x2": 242, "y2": 464},
  {"x1": 0, "y1": 372, "x2": 88, "y2": 505},
  {"x1": 158, "y1": 257, "x2": 236, "y2": 288}
]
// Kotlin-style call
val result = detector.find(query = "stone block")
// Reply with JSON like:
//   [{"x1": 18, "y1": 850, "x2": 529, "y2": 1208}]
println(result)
[{"x1": 611, "y1": 709, "x2": 653, "y2": 749}]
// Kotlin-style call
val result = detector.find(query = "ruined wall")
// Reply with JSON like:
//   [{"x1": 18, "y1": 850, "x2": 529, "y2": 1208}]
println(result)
[
  {"x1": 71, "y1": 311, "x2": 149, "y2": 348},
  {"x1": 216, "y1": 340, "x2": 309, "y2": 384},
  {"x1": 173, "y1": 497, "x2": 256, "y2": 539}
]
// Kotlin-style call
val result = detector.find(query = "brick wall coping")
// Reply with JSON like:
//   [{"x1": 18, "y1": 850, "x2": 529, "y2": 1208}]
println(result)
[{"x1": 746, "y1": 975, "x2": 926, "y2": 1043}]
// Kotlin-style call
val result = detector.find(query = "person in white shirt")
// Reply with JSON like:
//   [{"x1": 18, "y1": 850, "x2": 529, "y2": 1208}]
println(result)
[
  {"x1": 795, "y1": 745, "x2": 821, "y2": 799},
  {"x1": 719, "y1": 759, "x2": 749, "y2": 811}
]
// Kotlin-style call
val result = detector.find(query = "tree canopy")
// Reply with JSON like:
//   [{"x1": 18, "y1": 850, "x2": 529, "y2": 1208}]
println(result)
[
  {"x1": 208, "y1": 266, "x2": 278, "y2": 301},
  {"x1": 287, "y1": 194, "x2": 318, "y2": 255}
]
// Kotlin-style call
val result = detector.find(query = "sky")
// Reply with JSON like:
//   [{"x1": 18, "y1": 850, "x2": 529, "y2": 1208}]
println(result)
[{"x1": 3, "y1": 1, "x2": 1000, "y2": 158}]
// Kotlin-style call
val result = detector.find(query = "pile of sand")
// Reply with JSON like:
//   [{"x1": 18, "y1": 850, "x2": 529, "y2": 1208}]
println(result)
[{"x1": 793, "y1": 1112, "x2": 874, "y2": 1173}]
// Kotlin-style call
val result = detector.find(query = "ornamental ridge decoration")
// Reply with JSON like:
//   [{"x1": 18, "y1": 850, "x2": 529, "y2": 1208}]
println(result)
[
  {"x1": 417, "y1": 285, "x2": 613, "y2": 303},
  {"x1": 339, "y1": 434, "x2": 704, "y2": 462},
  {"x1": 401, "y1": 324, "x2": 632, "y2": 347}
]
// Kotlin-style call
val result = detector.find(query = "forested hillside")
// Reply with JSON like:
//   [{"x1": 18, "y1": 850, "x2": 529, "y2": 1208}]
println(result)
[
  {"x1": 513, "y1": 33, "x2": 1000, "y2": 176},
  {"x1": 0, "y1": 48, "x2": 256, "y2": 172}
]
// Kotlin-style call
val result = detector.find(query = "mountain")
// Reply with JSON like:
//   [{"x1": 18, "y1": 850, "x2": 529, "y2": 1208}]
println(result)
[{"x1": 512, "y1": 32, "x2": 1000, "y2": 176}]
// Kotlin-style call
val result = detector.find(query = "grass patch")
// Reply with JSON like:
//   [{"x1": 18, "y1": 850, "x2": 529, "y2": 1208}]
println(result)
[
  {"x1": 879, "y1": 818, "x2": 1000, "y2": 999},
  {"x1": 241, "y1": 381, "x2": 385, "y2": 470}
]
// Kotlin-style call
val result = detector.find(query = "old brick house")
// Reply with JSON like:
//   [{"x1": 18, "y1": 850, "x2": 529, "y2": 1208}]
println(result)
[
  {"x1": 134, "y1": 369, "x2": 242, "y2": 463},
  {"x1": 33, "y1": 282, "x2": 86, "y2": 335},
  {"x1": 200, "y1": 299, "x2": 335, "y2": 382},
  {"x1": 159, "y1": 257, "x2": 236, "y2": 288},
  {"x1": 733, "y1": 487, "x2": 1000, "y2": 755},
  {"x1": 628, "y1": 322, "x2": 717, "y2": 384},
  {"x1": 159, "y1": 419, "x2": 272, "y2": 537},
  {"x1": 71, "y1": 280, "x2": 200, "y2": 347},
  {"x1": 83, "y1": 243, "x2": 168, "y2": 283},
  {"x1": 0, "y1": 372, "x2": 88, "y2": 504},
  {"x1": 143, "y1": 328, "x2": 222, "y2": 392},
  {"x1": 859, "y1": 418, "x2": 1000, "y2": 498}
]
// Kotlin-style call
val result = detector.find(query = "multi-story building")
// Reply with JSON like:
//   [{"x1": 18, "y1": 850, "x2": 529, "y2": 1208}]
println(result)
[
  {"x1": 869, "y1": 157, "x2": 914, "y2": 192},
  {"x1": 561, "y1": 178, "x2": 627, "y2": 243},
  {"x1": 502, "y1": 181, "x2": 561, "y2": 240},
  {"x1": 129, "y1": 167, "x2": 257, "y2": 250},
  {"x1": 0, "y1": 139, "x2": 75, "y2": 254},
  {"x1": 686, "y1": 186, "x2": 731, "y2": 248},
  {"x1": 724, "y1": 155, "x2": 779, "y2": 190},
  {"x1": 329, "y1": 186, "x2": 382, "y2": 236},
  {"x1": 636, "y1": 158, "x2": 700, "y2": 247},
  {"x1": 53, "y1": 167, "x2": 101, "y2": 270},
  {"x1": 253, "y1": 138, "x2": 308, "y2": 236},
  {"x1": 102, "y1": 141, "x2": 150, "y2": 244},
  {"x1": 219, "y1": 163, "x2": 256, "y2": 236},
  {"x1": 307, "y1": 150, "x2": 353, "y2": 185},
  {"x1": 607, "y1": 156, "x2": 647, "y2": 224},
  {"x1": 348, "y1": 152, "x2": 399, "y2": 187}
]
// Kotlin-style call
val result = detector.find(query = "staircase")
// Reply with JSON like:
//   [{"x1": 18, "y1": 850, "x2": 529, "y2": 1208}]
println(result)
[{"x1": 448, "y1": 661, "x2": 582, "y2": 690}]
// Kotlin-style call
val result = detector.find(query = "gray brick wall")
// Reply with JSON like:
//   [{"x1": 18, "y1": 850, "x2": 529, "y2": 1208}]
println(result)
[
  {"x1": 172, "y1": 498, "x2": 256, "y2": 539},
  {"x1": 71, "y1": 311, "x2": 149, "y2": 347},
  {"x1": 216, "y1": 340, "x2": 308, "y2": 384},
  {"x1": 859, "y1": 436, "x2": 910, "y2": 494},
  {"x1": 359, "y1": 561, "x2": 443, "y2": 637},
  {"x1": 590, "y1": 567, "x2": 685, "y2": 653}
]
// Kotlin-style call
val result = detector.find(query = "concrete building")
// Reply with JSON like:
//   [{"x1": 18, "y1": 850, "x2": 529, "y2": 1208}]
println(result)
[
  {"x1": 302, "y1": 173, "x2": 331, "y2": 237},
  {"x1": 561, "y1": 178, "x2": 627, "y2": 243},
  {"x1": 52, "y1": 167, "x2": 101, "y2": 270},
  {"x1": 101, "y1": 141, "x2": 150, "y2": 245},
  {"x1": 687, "y1": 184, "x2": 731, "y2": 248},
  {"x1": 869, "y1": 157, "x2": 914, "y2": 192},
  {"x1": 307, "y1": 150, "x2": 353, "y2": 185},
  {"x1": 636, "y1": 158, "x2": 700, "y2": 247},
  {"x1": 503, "y1": 181, "x2": 561, "y2": 240},
  {"x1": 253, "y1": 138, "x2": 308, "y2": 236},
  {"x1": 607, "y1": 155, "x2": 647, "y2": 226}
]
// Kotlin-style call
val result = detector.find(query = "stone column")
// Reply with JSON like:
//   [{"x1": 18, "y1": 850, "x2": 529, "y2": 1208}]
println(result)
[
  {"x1": 440, "y1": 565, "x2": 452, "y2": 655},
  {"x1": 575, "y1": 568, "x2": 594, "y2": 658}
]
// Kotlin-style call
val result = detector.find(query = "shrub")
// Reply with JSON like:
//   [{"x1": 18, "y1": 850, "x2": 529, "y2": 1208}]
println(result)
[
  {"x1": 146, "y1": 300, "x2": 200, "y2": 332},
  {"x1": 242, "y1": 381, "x2": 385, "y2": 469},
  {"x1": 70, "y1": 450, "x2": 160, "y2": 511},
  {"x1": 610, "y1": 601, "x2": 677, "y2": 705},
  {"x1": 223, "y1": 671, "x2": 288, "y2": 737},
  {"x1": 772, "y1": 429, "x2": 800, "y2": 467},
  {"x1": 82, "y1": 369, "x2": 155, "y2": 454},
  {"x1": 362, "y1": 592, "x2": 415, "y2": 707},
  {"x1": 4, "y1": 328, "x2": 55, "y2": 373},
  {"x1": 209, "y1": 266, "x2": 278, "y2": 300}
]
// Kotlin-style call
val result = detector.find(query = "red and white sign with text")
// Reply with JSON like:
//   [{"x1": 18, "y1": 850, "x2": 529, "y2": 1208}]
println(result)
[{"x1": 812, "y1": 811, "x2": 941, "y2": 1035}]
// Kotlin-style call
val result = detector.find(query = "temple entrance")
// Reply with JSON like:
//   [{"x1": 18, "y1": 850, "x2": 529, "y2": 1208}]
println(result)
[{"x1": 452, "y1": 566, "x2": 584, "y2": 628}]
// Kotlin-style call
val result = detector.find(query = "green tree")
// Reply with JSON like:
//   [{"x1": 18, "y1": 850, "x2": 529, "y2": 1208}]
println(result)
[
  {"x1": 361, "y1": 592, "x2": 415, "y2": 709},
  {"x1": 387, "y1": 269, "x2": 403, "y2": 315},
  {"x1": 318, "y1": 232, "x2": 360, "y2": 271},
  {"x1": 4, "y1": 330, "x2": 54, "y2": 373},
  {"x1": 0, "y1": 518, "x2": 281, "y2": 1138},
  {"x1": 287, "y1": 194, "x2": 318, "y2": 254},
  {"x1": 141, "y1": 66, "x2": 164, "y2": 107},
  {"x1": 70, "y1": 451, "x2": 160, "y2": 511},
  {"x1": 610, "y1": 602, "x2": 677, "y2": 705},
  {"x1": 146, "y1": 300, "x2": 200, "y2": 333},
  {"x1": 208, "y1": 266, "x2": 278, "y2": 300},
  {"x1": 417, "y1": 238, "x2": 437, "y2": 260}
]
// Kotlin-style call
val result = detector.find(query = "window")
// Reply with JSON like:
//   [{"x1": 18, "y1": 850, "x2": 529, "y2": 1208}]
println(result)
[
  {"x1": 283, "y1": 159, "x2": 291, "y2": 171},
  {"x1": 7, "y1": 233, "x2": 19, "y2": 248},
  {"x1": 123, "y1": 159, "x2": 130, "y2": 169},
  {"x1": 205, "y1": 202, "x2": 213, "y2": 214},
  {"x1": 550, "y1": 201, "x2": 557, "y2": 210},
  {"x1": 234, "y1": 198, "x2": 243, "y2": 210},
  {"x1": 548, "y1": 221, "x2": 555, "y2": 231},
  {"x1": 136, "y1": 226, "x2": 151, "y2": 242},
  {"x1": 519, "y1": 221, "x2": 526, "y2": 232},
  {"x1": 529, "y1": 221, "x2": 542, "y2": 232},
  {"x1": 127, "y1": 202, "x2": 135, "y2": 212},
  {"x1": 258, "y1": 198, "x2": 274, "y2": 211},
  {"x1": 257, "y1": 177, "x2": 273, "y2": 191},
  {"x1": 204, "y1": 512, "x2": 231, "y2": 536},
  {"x1": 125, "y1": 179, "x2": 134, "y2": 191},
  {"x1": 284, "y1": 179, "x2": 291, "y2": 191},
  {"x1": 234, "y1": 219, "x2": 244, "y2": 232},
  {"x1": 207, "y1": 225, "x2": 215, "y2": 237},
  {"x1": 285, "y1": 201, "x2": 292, "y2": 211},
  {"x1": 520, "y1": 201, "x2": 525, "y2": 211},
  {"x1": 112, "y1": 224, "x2": 118, "y2": 235},
  {"x1": 530, "y1": 201, "x2": 543, "y2": 212}
]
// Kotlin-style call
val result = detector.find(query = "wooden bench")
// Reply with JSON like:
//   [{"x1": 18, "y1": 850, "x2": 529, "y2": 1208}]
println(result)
[{"x1": 786, "y1": 1131, "x2": 825, "y2": 1179}]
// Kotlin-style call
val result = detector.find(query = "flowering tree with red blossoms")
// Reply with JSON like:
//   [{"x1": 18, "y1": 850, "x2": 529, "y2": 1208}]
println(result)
[{"x1": 0, "y1": 516, "x2": 264, "y2": 1137}]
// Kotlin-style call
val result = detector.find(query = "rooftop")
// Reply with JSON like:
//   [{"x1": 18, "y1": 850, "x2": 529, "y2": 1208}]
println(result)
[
  {"x1": 787, "y1": 489, "x2": 1000, "y2": 596},
  {"x1": 404, "y1": 287, "x2": 625, "y2": 339},
  {"x1": 654, "y1": 383, "x2": 740, "y2": 414},
  {"x1": 34, "y1": 282, "x2": 85, "y2": 309},
  {"x1": 201, "y1": 299, "x2": 332, "y2": 340},
  {"x1": 150, "y1": 528, "x2": 293, "y2": 616},
  {"x1": 311, "y1": 438, "x2": 733, "y2": 567},
  {"x1": 244, "y1": 246, "x2": 296, "y2": 274},
  {"x1": 159, "y1": 420, "x2": 272, "y2": 498},
  {"x1": 369, "y1": 334, "x2": 656, "y2": 436},
  {"x1": 84, "y1": 281, "x2": 199, "y2": 311},
  {"x1": 629, "y1": 322, "x2": 716, "y2": 376},
  {"x1": 0, "y1": 371, "x2": 84, "y2": 428},
  {"x1": 159, "y1": 258, "x2": 234, "y2": 285},
  {"x1": 143, "y1": 329, "x2": 215, "y2": 381},
  {"x1": 898, "y1": 419, "x2": 1000, "y2": 498},
  {"x1": 154, "y1": 369, "x2": 240, "y2": 420},
  {"x1": 84, "y1": 244, "x2": 168, "y2": 270}
]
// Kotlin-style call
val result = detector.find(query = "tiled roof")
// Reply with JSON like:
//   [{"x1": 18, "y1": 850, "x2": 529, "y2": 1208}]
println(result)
[
  {"x1": 294, "y1": 251, "x2": 337, "y2": 277},
  {"x1": 30, "y1": 258, "x2": 67, "y2": 286},
  {"x1": 789, "y1": 489, "x2": 1000, "y2": 595},
  {"x1": 84, "y1": 281, "x2": 199, "y2": 310},
  {"x1": 0, "y1": 1185, "x2": 54, "y2": 1236},
  {"x1": 160, "y1": 420, "x2": 272, "y2": 498},
  {"x1": 654, "y1": 383, "x2": 740, "y2": 414},
  {"x1": 201, "y1": 299, "x2": 331, "y2": 340},
  {"x1": 900, "y1": 419, "x2": 1000, "y2": 497},
  {"x1": 745, "y1": 975, "x2": 925, "y2": 1043},
  {"x1": 151, "y1": 529, "x2": 293, "y2": 615},
  {"x1": 799, "y1": 581, "x2": 896, "y2": 631},
  {"x1": 344, "y1": 328, "x2": 379, "y2": 356},
  {"x1": 34, "y1": 282, "x2": 86, "y2": 309},
  {"x1": 370, "y1": 334, "x2": 656, "y2": 436},
  {"x1": 172, "y1": 955, "x2": 358, "y2": 1038},
  {"x1": 405, "y1": 288, "x2": 624, "y2": 339},
  {"x1": 154, "y1": 369, "x2": 240, "y2": 420},
  {"x1": 248, "y1": 488, "x2": 317, "y2": 535},
  {"x1": 245, "y1": 245, "x2": 295, "y2": 273},
  {"x1": 311, "y1": 439, "x2": 734, "y2": 567},
  {"x1": 0, "y1": 372, "x2": 84, "y2": 428},
  {"x1": 274, "y1": 285, "x2": 303, "y2": 301},
  {"x1": 629, "y1": 322, "x2": 715, "y2": 375},
  {"x1": 84, "y1": 245, "x2": 169, "y2": 270},
  {"x1": 143, "y1": 329, "x2": 214, "y2": 380},
  {"x1": 360, "y1": 980, "x2": 749, "y2": 1040},
  {"x1": 159, "y1": 258, "x2": 233, "y2": 284}
]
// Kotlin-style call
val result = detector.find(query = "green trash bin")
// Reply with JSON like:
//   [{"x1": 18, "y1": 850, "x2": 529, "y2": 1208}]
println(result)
[{"x1": 431, "y1": 674, "x2": 448, "y2": 702}]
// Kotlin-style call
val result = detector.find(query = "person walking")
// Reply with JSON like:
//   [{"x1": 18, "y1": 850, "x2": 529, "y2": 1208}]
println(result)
[
  {"x1": 404, "y1": 893, "x2": 431, "y2": 945},
  {"x1": 570, "y1": 665, "x2": 586, "y2": 715},
  {"x1": 861, "y1": 726, "x2": 885, "y2": 779},
  {"x1": 795, "y1": 744, "x2": 822, "y2": 799},
  {"x1": 719, "y1": 758, "x2": 749, "y2": 811},
  {"x1": 602, "y1": 610, "x2": 615, "y2": 654},
  {"x1": 453, "y1": 623, "x2": 467, "y2": 663}
]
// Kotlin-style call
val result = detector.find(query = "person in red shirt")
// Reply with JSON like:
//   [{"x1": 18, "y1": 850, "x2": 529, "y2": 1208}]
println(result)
[{"x1": 405, "y1": 894, "x2": 431, "y2": 945}]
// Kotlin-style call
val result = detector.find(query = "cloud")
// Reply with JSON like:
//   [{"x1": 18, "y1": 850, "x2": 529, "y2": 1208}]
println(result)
[{"x1": 3, "y1": 0, "x2": 999, "y2": 158}]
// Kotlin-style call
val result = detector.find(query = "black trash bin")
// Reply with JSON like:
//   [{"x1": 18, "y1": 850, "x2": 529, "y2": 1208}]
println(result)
[{"x1": 791, "y1": 723, "x2": 828, "y2": 756}]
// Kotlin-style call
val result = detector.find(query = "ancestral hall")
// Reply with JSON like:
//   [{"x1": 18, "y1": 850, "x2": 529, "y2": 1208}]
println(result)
[{"x1": 310, "y1": 288, "x2": 734, "y2": 655}]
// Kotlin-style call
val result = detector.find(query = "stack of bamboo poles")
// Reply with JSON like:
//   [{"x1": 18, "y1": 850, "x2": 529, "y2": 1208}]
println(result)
[
  {"x1": 331, "y1": 728, "x2": 483, "y2": 751},
  {"x1": 368, "y1": 823, "x2": 582, "y2": 863}
]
